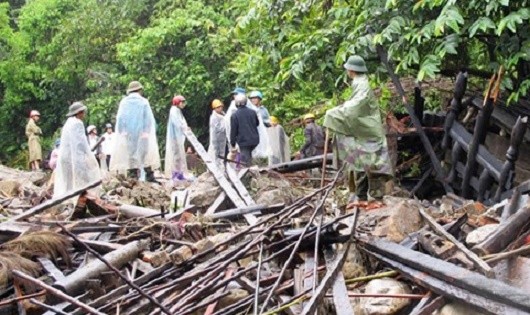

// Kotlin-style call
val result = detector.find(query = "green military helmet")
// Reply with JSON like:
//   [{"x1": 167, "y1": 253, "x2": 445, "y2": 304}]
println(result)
[{"x1": 343, "y1": 55, "x2": 368, "y2": 73}]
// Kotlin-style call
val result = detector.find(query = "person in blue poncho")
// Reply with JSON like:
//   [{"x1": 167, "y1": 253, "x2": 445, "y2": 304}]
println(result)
[{"x1": 110, "y1": 81, "x2": 160, "y2": 182}]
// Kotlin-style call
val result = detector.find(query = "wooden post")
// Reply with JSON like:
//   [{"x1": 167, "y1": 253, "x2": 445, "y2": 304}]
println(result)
[
  {"x1": 462, "y1": 70, "x2": 501, "y2": 197},
  {"x1": 494, "y1": 116, "x2": 528, "y2": 202},
  {"x1": 442, "y1": 71, "x2": 468, "y2": 150},
  {"x1": 372, "y1": 34, "x2": 451, "y2": 193},
  {"x1": 413, "y1": 85, "x2": 425, "y2": 125},
  {"x1": 473, "y1": 204, "x2": 530, "y2": 256},
  {"x1": 320, "y1": 129, "x2": 330, "y2": 188}
]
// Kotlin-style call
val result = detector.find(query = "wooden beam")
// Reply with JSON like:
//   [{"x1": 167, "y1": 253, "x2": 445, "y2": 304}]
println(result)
[
  {"x1": 184, "y1": 129, "x2": 257, "y2": 224},
  {"x1": 419, "y1": 208, "x2": 492, "y2": 277},
  {"x1": 4, "y1": 180, "x2": 101, "y2": 223}
]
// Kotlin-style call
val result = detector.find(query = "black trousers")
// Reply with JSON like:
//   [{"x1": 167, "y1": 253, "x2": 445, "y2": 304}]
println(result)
[{"x1": 239, "y1": 145, "x2": 256, "y2": 167}]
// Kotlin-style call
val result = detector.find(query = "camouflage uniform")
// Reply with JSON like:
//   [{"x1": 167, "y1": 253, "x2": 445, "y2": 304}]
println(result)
[{"x1": 324, "y1": 74, "x2": 393, "y2": 200}]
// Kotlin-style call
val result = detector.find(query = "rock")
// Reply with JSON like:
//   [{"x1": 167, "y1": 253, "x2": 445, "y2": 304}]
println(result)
[
  {"x1": 342, "y1": 245, "x2": 367, "y2": 279},
  {"x1": 374, "y1": 198, "x2": 424, "y2": 243},
  {"x1": 0, "y1": 180, "x2": 21, "y2": 197},
  {"x1": 361, "y1": 278, "x2": 411, "y2": 315},
  {"x1": 216, "y1": 288, "x2": 249, "y2": 309},
  {"x1": 188, "y1": 172, "x2": 221, "y2": 208},
  {"x1": 434, "y1": 302, "x2": 486, "y2": 315},
  {"x1": 465, "y1": 224, "x2": 499, "y2": 246},
  {"x1": 256, "y1": 189, "x2": 290, "y2": 206}
]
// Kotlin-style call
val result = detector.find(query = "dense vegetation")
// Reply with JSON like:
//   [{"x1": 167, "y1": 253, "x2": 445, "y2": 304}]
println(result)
[{"x1": 0, "y1": 0, "x2": 528, "y2": 167}]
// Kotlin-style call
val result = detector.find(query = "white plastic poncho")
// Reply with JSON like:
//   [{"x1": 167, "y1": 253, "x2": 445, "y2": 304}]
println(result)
[
  {"x1": 110, "y1": 93, "x2": 160, "y2": 172},
  {"x1": 224, "y1": 99, "x2": 270, "y2": 159},
  {"x1": 267, "y1": 125, "x2": 291, "y2": 165},
  {"x1": 208, "y1": 110, "x2": 226, "y2": 166},
  {"x1": 164, "y1": 106, "x2": 188, "y2": 177},
  {"x1": 54, "y1": 117, "x2": 101, "y2": 197}
]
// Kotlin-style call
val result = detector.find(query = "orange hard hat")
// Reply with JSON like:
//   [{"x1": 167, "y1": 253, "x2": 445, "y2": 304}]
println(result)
[{"x1": 211, "y1": 99, "x2": 223, "y2": 109}]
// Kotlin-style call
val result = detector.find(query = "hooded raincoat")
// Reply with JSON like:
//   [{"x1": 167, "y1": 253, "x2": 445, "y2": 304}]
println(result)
[
  {"x1": 323, "y1": 74, "x2": 392, "y2": 175},
  {"x1": 208, "y1": 110, "x2": 226, "y2": 166},
  {"x1": 110, "y1": 93, "x2": 160, "y2": 172},
  {"x1": 54, "y1": 117, "x2": 101, "y2": 197},
  {"x1": 267, "y1": 125, "x2": 290, "y2": 165},
  {"x1": 25, "y1": 118, "x2": 42, "y2": 163},
  {"x1": 164, "y1": 106, "x2": 188, "y2": 177}
]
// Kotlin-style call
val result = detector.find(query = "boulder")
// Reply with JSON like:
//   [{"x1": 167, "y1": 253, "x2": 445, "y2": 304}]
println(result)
[
  {"x1": 373, "y1": 198, "x2": 424, "y2": 243},
  {"x1": 434, "y1": 302, "x2": 486, "y2": 315},
  {"x1": 465, "y1": 224, "x2": 499, "y2": 246},
  {"x1": 342, "y1": 245, "x2": 367, "y2": 279},
  {"x1": 0, "y1": 180, "x2": 21, "y2": 197},
  {"x1": 187, "y1": 172, "x2": 221, "y2": 208},
  {"x1": 360, "y1": 278, "x2": 411, "y2": 314}
]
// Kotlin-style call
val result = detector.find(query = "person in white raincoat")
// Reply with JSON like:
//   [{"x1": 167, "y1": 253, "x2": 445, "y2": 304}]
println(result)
[
  {"x1": 224, "y1": 88, "x2": 270, "y2": 162},
  {"x1": 208, "y1": 99, "x2": 226, "y2": 167},
  {"x1": 165, "y1": 95, "x2": 189, "y2": 180},
  {"x1": 54, "y1": 102, "x2": 101, "y2": 197},
  {"x1": 267, "y1": 116, "x2": 290, "y2": 165},
  {"x1": 110, "y1": 81, "x2": 160, "y2": 182}
]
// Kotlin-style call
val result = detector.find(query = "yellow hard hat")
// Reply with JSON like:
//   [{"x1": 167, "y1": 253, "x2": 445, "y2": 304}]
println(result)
[
  {"x1": 211, "y1": 99, "x2": 223, "y2": 109},
  {"x1": 303, "y1": 113, "x2": 315, "y2": 121},
  {"x1": 270, "y1": 116, "x2": 279, "y2": 124}
]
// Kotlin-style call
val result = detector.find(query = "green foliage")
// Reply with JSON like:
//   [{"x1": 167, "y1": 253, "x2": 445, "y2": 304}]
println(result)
[{"x1": 0, "y1": 0, "x2": 529, "y2": 166}]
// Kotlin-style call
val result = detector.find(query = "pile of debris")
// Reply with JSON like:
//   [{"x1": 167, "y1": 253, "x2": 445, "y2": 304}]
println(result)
[
  {"x1": 0, "y1": 149, "x2": 529, "y2": 315},
  {"x1": 1, "y1": 69, "x2": 530, "y2": 314}
]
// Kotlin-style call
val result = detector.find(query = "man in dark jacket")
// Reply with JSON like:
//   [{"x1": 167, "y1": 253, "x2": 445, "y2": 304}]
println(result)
[
  {"x1": 230, "y1": 94, "x2": 260, "y2": 166},
  {"x1": 298, "y1": 113, "x2": 325, "y2": 158}
]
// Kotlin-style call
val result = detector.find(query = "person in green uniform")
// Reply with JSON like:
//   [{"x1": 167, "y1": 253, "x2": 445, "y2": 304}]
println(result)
[
  {"x1": 26, "y1": 110, "x2": 43, "y2": 171},
  {"x1": 323, "y1": 55, "x2": 393, "y2": 201}
]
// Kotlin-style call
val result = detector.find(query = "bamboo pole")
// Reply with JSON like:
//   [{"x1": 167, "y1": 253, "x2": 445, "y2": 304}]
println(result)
[{"x1": 12, "y1": 270, "x2": 106, "y2": 315}]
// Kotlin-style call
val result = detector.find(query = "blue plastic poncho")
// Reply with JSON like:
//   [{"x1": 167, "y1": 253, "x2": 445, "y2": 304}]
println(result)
[
  {"x1": 110, "y1": 93, "x2": 160, "y2": 172},
  {"x1": 54, "y1": 117, "x2": 101, "y2": 197},
  {"x1": 164, "y1": 106, "x2": 188, "y2": 177}
]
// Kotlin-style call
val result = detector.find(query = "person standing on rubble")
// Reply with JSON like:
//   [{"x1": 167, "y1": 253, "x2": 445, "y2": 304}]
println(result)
[
  {"x1": 267, "y1": 116, "x2": 290, "y2": 164},
  {"x1": 230, "y1": 94, "x2": 260, "y2": 167},
  {"x1": 165, "y1": 95, "x2": 189, "y2": 181},
  {"x1": 26, "y1": 110, "x2": 43, "y2": 171},
  {"x1": 297, "y1": 113, "x2": 325, "y2": 159},
  {"x1": 54, "y1": 102, "x2": 101, "y2": 197},
  {"x1": 110, "y1": 81, "x2": 160, "y2": 182},
  {"x1": 208, "y1": 99, "x2": 227, "y2": 167},
  {"x1": 249, "y1": 91, "x2": 271, "y2": 127},
  {"x1": 323, "y1": 55, "x2": 393, "y2": 201},
  {"x1": 101, "y1": 123, "x2": 114, "y2": 171},
  {"x1": 86, "y1": 125, "x2": 101, "y2": 166}
]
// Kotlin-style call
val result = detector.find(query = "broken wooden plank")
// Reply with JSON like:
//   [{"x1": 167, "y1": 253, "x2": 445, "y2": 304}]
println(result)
[
  {"x1": 473, "y1": 202, "x2": 530, "y2": 256},
  {"x1": 184, "y1": 129, "x2": 253, "y2": 222},
  {"x1": 205, "y1": 169, "x2": 248, "y2": 215},
  {"x1": 54, "y1": 240, "x2": 148, "y2": 295},
  {"x1": 325, "y1": 249, "x2": 354, "y2": 315},
  {"x1": 38, "y1": 258, "x2": 66, "y2": 283},
  {"x1": 367, "y1": 250, "x2": 528, "y2": 315},
  {"x1": 300, "y1": 208, "x2": 358, "y2": 315},
  {"x1": 225, "y1": 164, "x2": 254, "y2": 206},
  {"x1": 361, "y1": 238, "x2": 530, "y2": 312},
  {"x1": 268, "y1": 153, "x2": 333, "y2": 173},
  {"x1": 372, "y1": 33, "x2": 451, "y2": 193},
  {"x1": 4, "y1": 180, "x2": 101, "y2": 223},
  {"x1": 419, "y1": 208, "x2": 492, "y2": 276},
  {"x1": 12, "y1": 270, "x2": 106, "y2": 315},
  {"x1": 207, "y1": 203, "x2": 283, "y2": 221}
]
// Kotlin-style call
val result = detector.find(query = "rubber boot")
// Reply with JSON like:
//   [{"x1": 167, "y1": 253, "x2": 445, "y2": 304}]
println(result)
[
  {"x1": 127, "y1": 168, "x2": 139, "y2": 179},
  {"x1": 144, "y1": 167, "x2": 159, "y2": 184}
]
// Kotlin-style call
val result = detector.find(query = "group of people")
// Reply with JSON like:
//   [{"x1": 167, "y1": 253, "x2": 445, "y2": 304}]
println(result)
[{"x1": 25, "y1": 54, "x2": 394, "y2": 202}]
